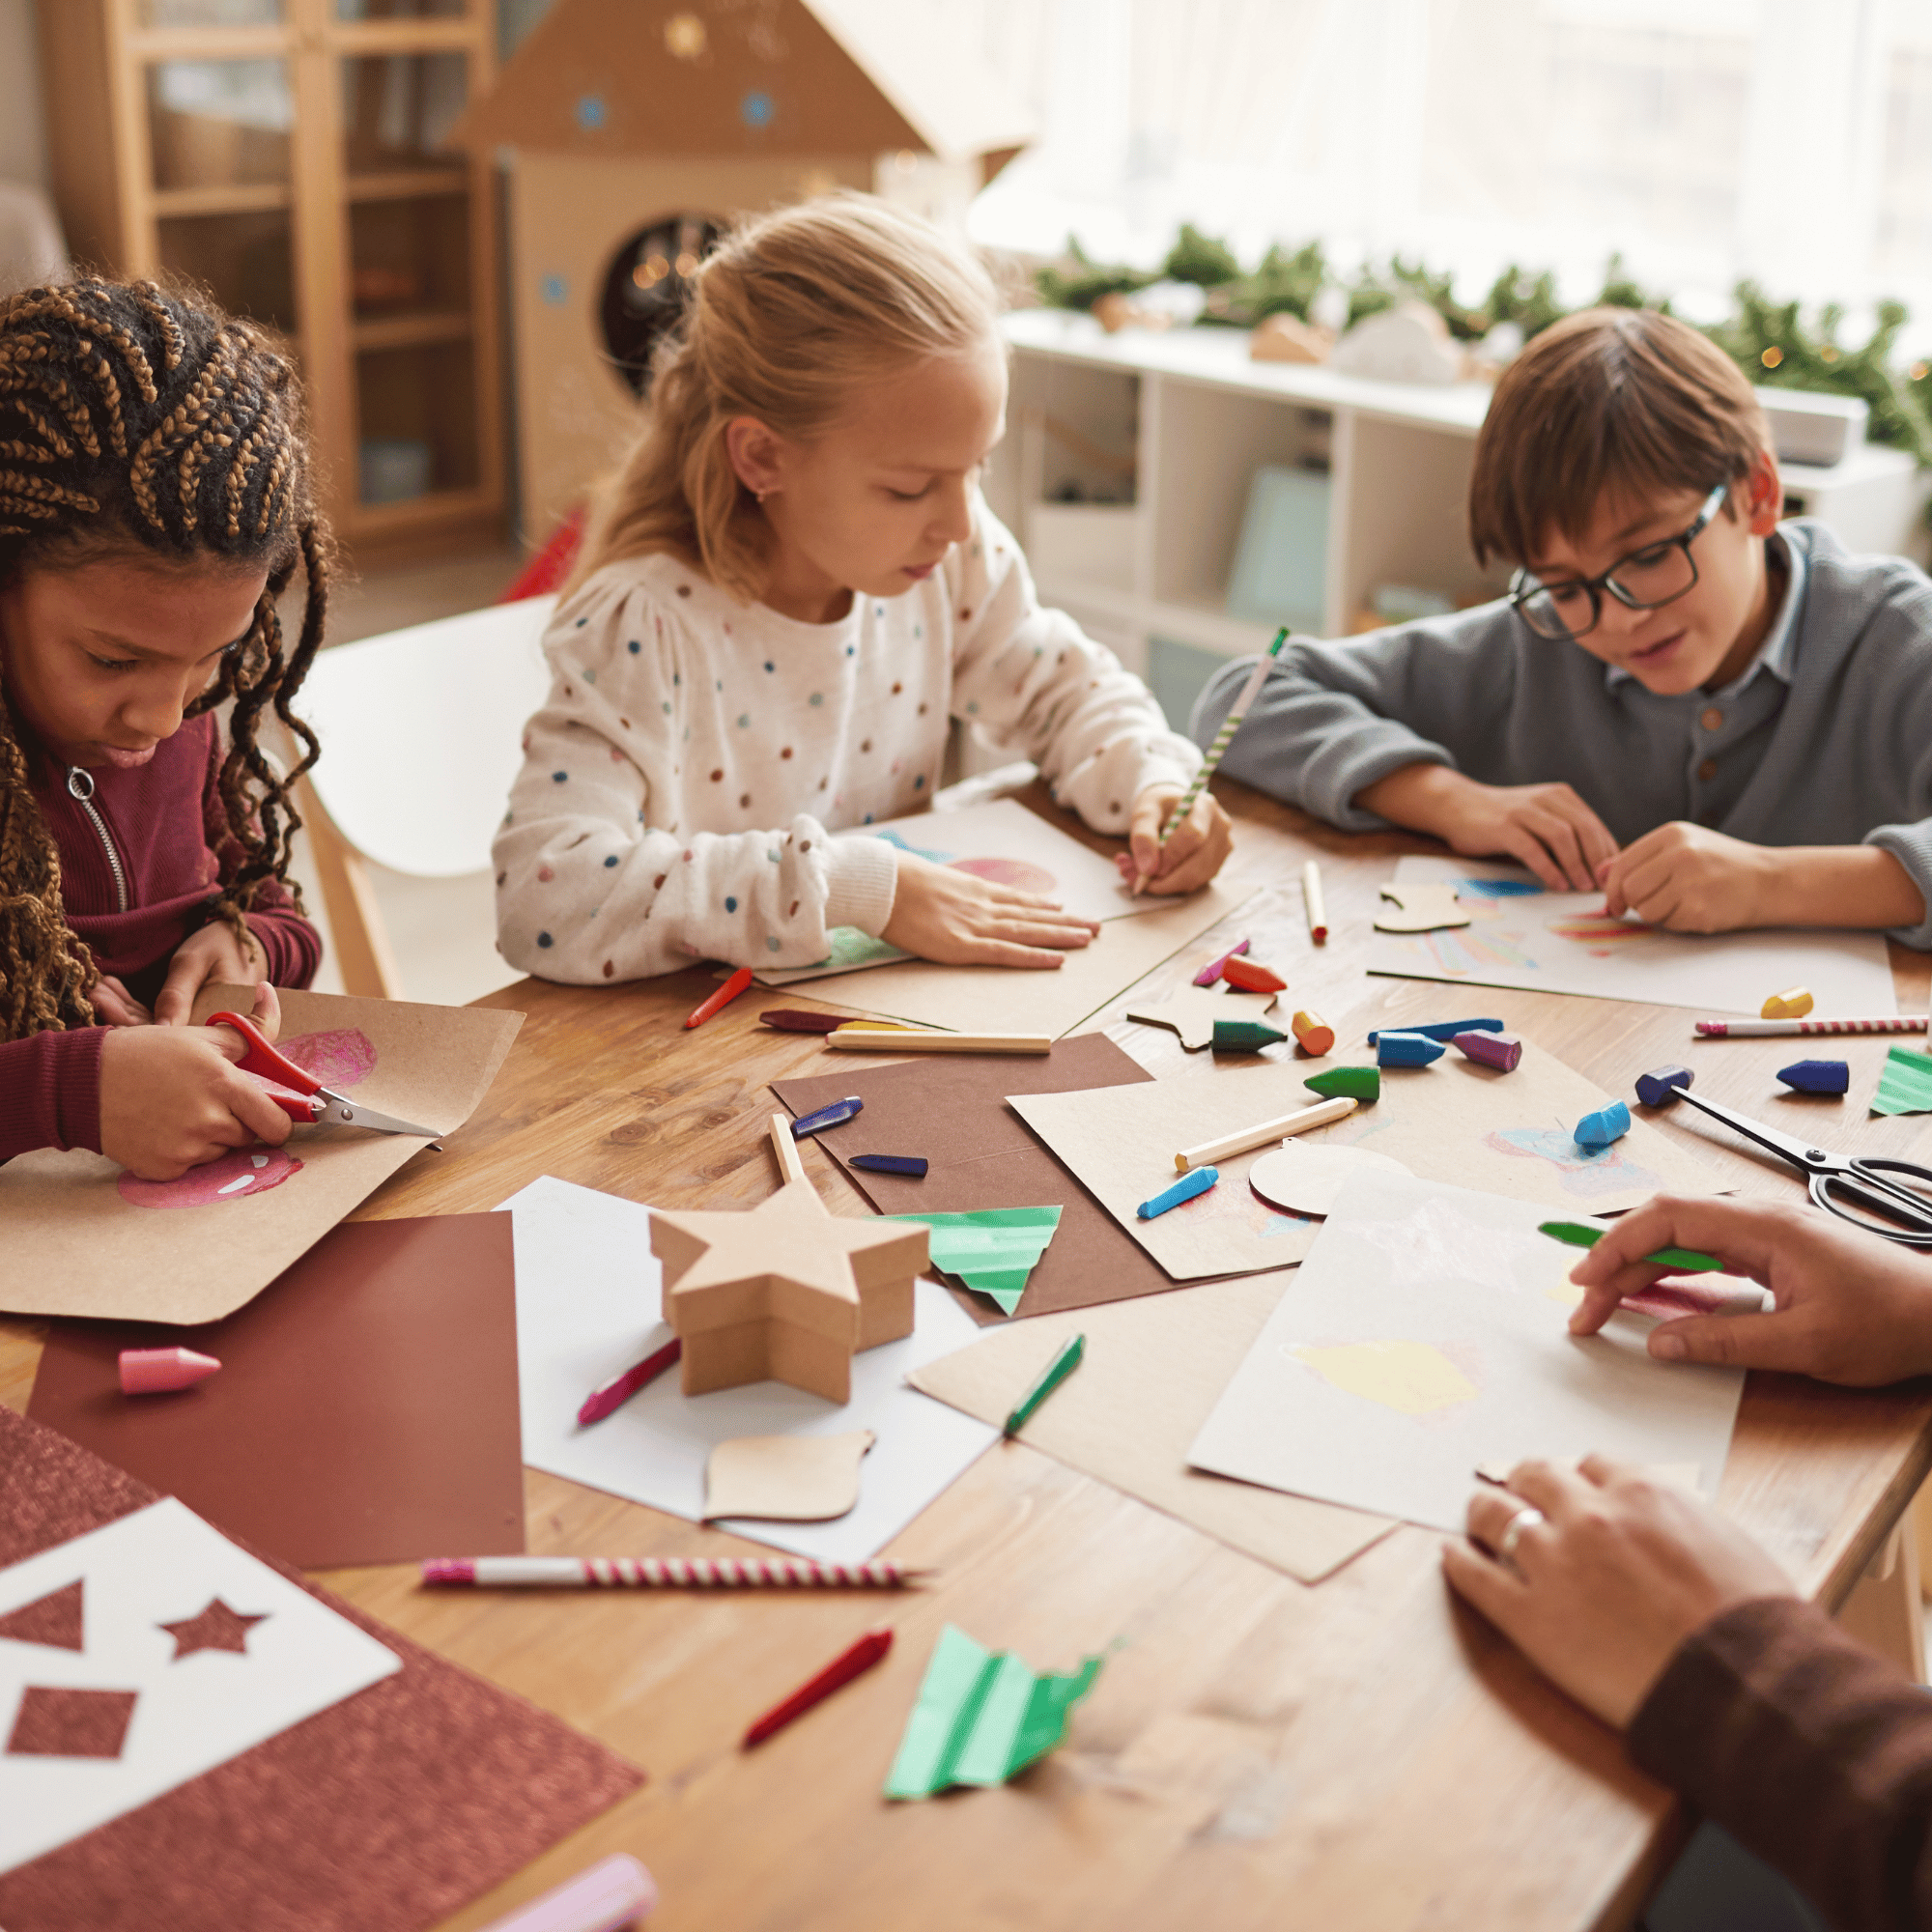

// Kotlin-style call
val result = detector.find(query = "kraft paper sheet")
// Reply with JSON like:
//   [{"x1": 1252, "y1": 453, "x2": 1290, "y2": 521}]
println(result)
[
  {"x1": 1009, "y1": 1035, "x2": 1723, "y2": 1282},
  {"x1": 0, "y1": 986, "x2": 523, "y2": 1324},
  {"x1": 909, "y1": 1273, "x2": 1395, "y2": 1584}
]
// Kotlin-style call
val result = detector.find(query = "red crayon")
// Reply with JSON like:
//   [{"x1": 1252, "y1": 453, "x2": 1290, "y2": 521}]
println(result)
[
  {"x1": 684, "y1": 965, "x2": 753, "y2": 1030},
  {"x1": 1222, "y1": 955, "x2": 1287, "y2": 995},
  {"x1": 120, "y1": 1347, "x2": 221, "y2": 1396},
  {"x1": 742, "y1": 1626, "x2": 893, "y2": 1748},
  {"x1": 577, "y1": 1337, "x2": 681, "y2": 1426}
]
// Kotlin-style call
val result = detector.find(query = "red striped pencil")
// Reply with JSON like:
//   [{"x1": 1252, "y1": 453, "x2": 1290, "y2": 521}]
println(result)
[
  {"x1": 1694, "y1": 1016, "x2": 1928, "y2": 1037},
  {"x1": 421, "y1": 1557, "x2": 928, "y2": 1588},
  {"x1": 576, "y1": 1337, "x2": 681, "y2": 1426},
  {"x1": 743, "y1": 1627, "x2": 893, "y2": 1747}
]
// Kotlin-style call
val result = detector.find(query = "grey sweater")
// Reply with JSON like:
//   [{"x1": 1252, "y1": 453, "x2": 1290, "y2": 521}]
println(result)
[{"x1": 1190, "y1": 520, "x2": 1932, "y2": 950}]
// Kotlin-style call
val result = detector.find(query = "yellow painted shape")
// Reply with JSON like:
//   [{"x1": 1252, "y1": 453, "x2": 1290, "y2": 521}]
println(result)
[
  {"x1": 1291, "y1": 1338, "x2": 1478, "y2": 1415},
  {"x1": 1761, "y1": 986, "x2": 1814, "y2": 1020}
]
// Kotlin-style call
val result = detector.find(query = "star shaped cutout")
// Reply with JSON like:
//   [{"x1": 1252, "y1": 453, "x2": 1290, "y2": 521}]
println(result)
[
  {"x1": 1124, "y1": 983, "x2": 1278, "y2": 1051},
  {"x1": 157, "y1": 1597, "x2": 270, "y2": 1661}
]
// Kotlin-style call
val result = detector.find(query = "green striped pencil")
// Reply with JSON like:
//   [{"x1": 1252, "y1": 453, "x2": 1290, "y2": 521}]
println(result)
[{"x1": 1133, "y1": 626, "x2": 1290, "y2": 895}]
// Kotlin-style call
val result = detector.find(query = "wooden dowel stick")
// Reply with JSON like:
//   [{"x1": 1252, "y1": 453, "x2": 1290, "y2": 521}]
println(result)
[
  {"x1": 770, "y1": 1113, "x2": 807, "y2": 1185},
  {"x1": 1174, "y1": 1094, "x2": 1356, "y2": 1171},
  {"x1": 827, "y1": 1029, "x2": 1052, "y2": 1055}
]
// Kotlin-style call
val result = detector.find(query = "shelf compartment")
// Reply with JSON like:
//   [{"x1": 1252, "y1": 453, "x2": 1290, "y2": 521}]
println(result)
[
  {"x1": 340, "y1": 49, "x2": 469, "y2": 176},
  {"x1": 355, "y1": 336, "x2": 480, "y2": 505},
  {"x1": 349, "y1": 188, "x2": 469, "y2": 321},
  {"x1": 151, "y1": 181, "x2": 292, "y2": 215},
  {"x1": 146, "y1": 56, "x2": 293, "y2": 190},
  {"x1": 352, "y1": 310, "x2": 472, "y2": 351},
  {"x1": 139, "y1": 0, "x2": 282, "y2": 23},
  {"x1": 156, "y1": 207, "x2": 297, "y2": 335},
  {"x1": 346, "y1": 166, "x2": 468, "y2": 202}
]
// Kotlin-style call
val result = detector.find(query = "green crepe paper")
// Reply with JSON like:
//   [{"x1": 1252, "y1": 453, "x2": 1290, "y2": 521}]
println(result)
[
  {"x1": 883, "y1": 1207, "x2": 1063, "y2": 1316},
  {"x1": 1872, "y1": 1046, "x2": 1932, "y2": 1117},
  {"x1": 884, "y1": 1624, "x2": 1104, "y2": 1800}
]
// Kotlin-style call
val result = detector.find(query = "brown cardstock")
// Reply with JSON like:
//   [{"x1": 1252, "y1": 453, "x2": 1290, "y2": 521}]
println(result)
[
  {"x1": 27, "y1": 1213, "x2": 526, "y2": 1571},
  {"x1": 774, "y1": 1033, "x2": 1179, "y2": 1323},
  {"x1": 909, "y1": 1274, "x2": 1395, "y2": 1585},
  {"x1": 0, "y1": 1406, "x2": 639, "y2": 1932},
  {"x1": 0, "y1": 986, "x2": 523, "y2": 1324}
]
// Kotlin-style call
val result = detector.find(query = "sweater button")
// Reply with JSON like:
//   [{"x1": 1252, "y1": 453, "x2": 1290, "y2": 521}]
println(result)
[
  {"x1": 1699, "y1": 706, "x2": 1723, "y2": 731},
  {"x1": 1697, "y1": 757, "x2": 1719, "y2": 781}
]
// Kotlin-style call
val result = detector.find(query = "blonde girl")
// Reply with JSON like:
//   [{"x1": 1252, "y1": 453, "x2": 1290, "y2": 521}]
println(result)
[{"x1": 495, "y1": 195, "x2": 1232, "y2": 983}]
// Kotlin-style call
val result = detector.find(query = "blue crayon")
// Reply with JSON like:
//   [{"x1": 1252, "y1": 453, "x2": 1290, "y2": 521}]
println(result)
[
  {"x1": 1138, "y1": 1166, "x2": 1218, "y2": 1219},
  {"x1": 1367, "y1": 1018, "x2": 1504, "y2": 1044},
  {"x1": 1778, "y1": 1059, "x2": 1850, "y2": 1095},
  {"x1": 791, "y1": 1095, "x2": 863, "y2": 1138},
  {"x1": 1377, "y1": 1031, "x2": 1446, "y2": 1067},
  {"x1": 850, "y1": 1152, "x2": 928, "y2": 1177},
  {"x1": 1575, "y1": 1101, "x2": 1632, "y2": 1148},
  {"x1": 1634, "y1": 1065, "x2": 1692, "y2": 1108}
]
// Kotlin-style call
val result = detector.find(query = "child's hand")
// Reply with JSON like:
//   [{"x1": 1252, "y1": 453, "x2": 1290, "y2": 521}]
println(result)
[
  {"x1": 1598, "y1": 823, "x2": 1772, "y2": 930},
  {"x1": 1121, "y1": 786, "x2": 1235, "y2": 895},
  {"x1": 153, "y1": 920, "x2": 269, "y2": 1027},
  {"x1": 883, "y1": 853, "x2": 1100, "y2": 968},
  {"x1": 1566, "y1": 1193, "x2": 1932, "y2": 1384},
  {"x1": 1355, "y1": 766, "x2": 1617, "y2": 891},
  {"x1": 1442, "y1": 1455, "x2": 1796, "y2": 1731},
  {"x1": 90, "y1": 976, "x2": 153, "y2": 1027},
  {"x1": 99, "y1": 1018, "x2": 295, "y2": 1180}
]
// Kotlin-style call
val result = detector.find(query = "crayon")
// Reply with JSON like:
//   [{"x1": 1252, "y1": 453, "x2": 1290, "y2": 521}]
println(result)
[
  {"x1": 577, "y1": 1338, "x2": 681, "y2": 1427},
  {"x1": 119, "y1": 1348, "x2": 220, "y2": 1396},
  {"x1": 1537, "y1": 1220, "x2": 1722, "y2": 1273},
  {"x1": 1004, "y1": 1333, "x2": 1086, "y2": 1437},
  {"x1": 685, "y1": 966, "x2": 753, "y2": 1029},
  {"x1": 1138, "y1": 1166, "x2": 1217, "y2": 1218}
]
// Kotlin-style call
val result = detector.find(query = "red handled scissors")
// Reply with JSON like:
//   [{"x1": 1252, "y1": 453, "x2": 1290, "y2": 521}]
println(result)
[{"x1": 207, "y1": 1009, "x2": 441, "y2": 1141}]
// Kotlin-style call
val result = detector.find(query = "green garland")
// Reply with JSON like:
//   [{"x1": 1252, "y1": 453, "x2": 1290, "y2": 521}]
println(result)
[{"x1": 1034, "y1": 227, "x2": 1932, "y2": 467}]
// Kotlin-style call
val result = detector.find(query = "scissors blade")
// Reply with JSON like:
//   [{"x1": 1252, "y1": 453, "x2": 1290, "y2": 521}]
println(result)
[
  {"x1": 311, "y1": 1090, "x2": 442, "y2": 1140},
  {"x1": 1661, "y1": 1084, "x2": 1829, "y2": 1174}
]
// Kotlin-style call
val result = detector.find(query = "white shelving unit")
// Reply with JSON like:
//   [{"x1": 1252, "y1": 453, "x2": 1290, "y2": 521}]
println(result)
[{"x1": 986, "y1": 306, "x2": 1932, "y2": 731}]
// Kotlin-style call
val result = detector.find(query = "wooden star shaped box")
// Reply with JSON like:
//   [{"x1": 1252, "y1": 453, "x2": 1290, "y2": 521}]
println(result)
[{"x1": 650, "y1": 1180, "x2": 928, "y2": 1404}]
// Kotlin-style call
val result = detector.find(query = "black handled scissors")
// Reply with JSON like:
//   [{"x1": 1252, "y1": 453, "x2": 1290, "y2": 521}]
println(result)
[{"x1": 1664, "y1": 1084, "x2": 1932, "y2": 1248}]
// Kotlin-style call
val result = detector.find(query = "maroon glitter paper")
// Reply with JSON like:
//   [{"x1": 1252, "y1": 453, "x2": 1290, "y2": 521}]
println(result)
[
  {"x1": 7, "y1": 1686, "x2": 137, "y2": 1760},
  {"x1": 0, "y1": 1406, "x2": 643, "y2": 1932},
  {"x1": 0, "y1": 1578, "x2": 84, "y2": 1650}
]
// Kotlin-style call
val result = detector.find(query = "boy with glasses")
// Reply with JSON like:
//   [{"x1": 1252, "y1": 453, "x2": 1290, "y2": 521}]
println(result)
[{"x1": 1192, "y1": 307, "x2": 1932, "y2": 943}]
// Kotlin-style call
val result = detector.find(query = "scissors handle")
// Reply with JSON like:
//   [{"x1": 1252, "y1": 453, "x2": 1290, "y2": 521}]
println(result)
[
  {"x1": 1810, "y1": 1162, "x2": 1932, "y2": 1249},
  {"x1": 207, "y1": 1010, "x2": 324, "y2": 1123}
]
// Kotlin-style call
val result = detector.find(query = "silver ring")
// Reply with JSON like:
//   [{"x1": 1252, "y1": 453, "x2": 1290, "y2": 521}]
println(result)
[{"x1": 1495, "y1": 1506, "x2": 1546, "y2": 1570}]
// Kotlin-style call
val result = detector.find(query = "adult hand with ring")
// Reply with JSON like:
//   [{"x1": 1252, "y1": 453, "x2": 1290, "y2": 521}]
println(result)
[{"x1": 1441, "y1": 1455, "x2": 1795, "y2": 1730}]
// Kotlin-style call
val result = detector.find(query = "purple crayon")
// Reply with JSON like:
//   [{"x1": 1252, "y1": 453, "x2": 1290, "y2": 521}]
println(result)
[{"x1": 1453, "y1": 1030, "x2": 1520, "y2": 1071}]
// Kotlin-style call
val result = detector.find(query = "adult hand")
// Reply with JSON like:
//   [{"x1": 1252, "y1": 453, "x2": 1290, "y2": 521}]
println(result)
[
  {"x1": 1120, "y1": 785, "x2": 1235, "y2": 895},
  {"x1": 89, "y1": 975, "x2": 152, "y2": 1027},
  {"x1": 1442, "y1": 1456, "x2": 1797, "y2": 1730},
  {"x1": 1567, "y1": 1193, "x2": 1932, "y2": 1384},
  {"x1": 882, "y1": 852, "x2": 1100, "y2": 968},
  {"x1": 99, "y1": 1013, "x2": 294, "y2": 1180},
  {"x1": 1598, "y1": 823, "x2": 1773, "y2": 931},
  {"x1": 154, "y1": 919, "x2": 269, "y2": 1027},
  {"x1": 1354, "y1": 764, "x2": 1618, "y2": 892}
]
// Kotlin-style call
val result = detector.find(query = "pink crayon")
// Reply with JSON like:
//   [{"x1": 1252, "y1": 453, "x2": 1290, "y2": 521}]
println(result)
[
  {"x1": 120, "y1": 1347, "x2": 221, "y2": 1396},
  {"x1": 1193, "y1": 938, "x2": 1251, "y2": 987},
  {"x1": 475, "y1": 1854, "x2": 657, "y2": 1932}
]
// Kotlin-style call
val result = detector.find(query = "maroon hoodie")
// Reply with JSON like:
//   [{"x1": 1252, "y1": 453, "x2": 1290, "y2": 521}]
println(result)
[{"x1": 0, "y1": 712, "x2": 321, "y2": 1163}]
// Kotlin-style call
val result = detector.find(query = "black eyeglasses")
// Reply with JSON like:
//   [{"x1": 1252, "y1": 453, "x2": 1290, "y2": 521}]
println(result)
[{"x1": 1508, "y1": 483, "x2": 1729, "y2": 641}]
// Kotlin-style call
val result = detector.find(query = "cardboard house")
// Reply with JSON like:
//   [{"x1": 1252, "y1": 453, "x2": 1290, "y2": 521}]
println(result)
[{"x1": 452, "y1": 0, "x2": 1035, "y2": 540}]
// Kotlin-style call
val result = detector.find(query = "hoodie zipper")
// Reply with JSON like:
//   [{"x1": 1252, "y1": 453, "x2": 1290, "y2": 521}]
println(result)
[{"x1": 67, "y1": 766, "x2": 129, "y2": 914}]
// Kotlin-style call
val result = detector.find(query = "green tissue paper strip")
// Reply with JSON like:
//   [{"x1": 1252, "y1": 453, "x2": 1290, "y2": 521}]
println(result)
[
  {"x1": 1872, "y1": 1046, "x2": 1932, "y2": 1116},
  {"x1": 884, "y1": 1624, "x2": 1104, "y2": 1800},
  {"x1": 883, "y1": 1207, "x2": 1063, "y2": 1316}
]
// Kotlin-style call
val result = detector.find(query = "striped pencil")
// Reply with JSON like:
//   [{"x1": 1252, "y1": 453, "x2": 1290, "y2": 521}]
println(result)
[
  {"x1": 1694, "y1": 1016, "x2": 1928, "y2": 1037},
  {"x1": 1133, "y1": 625, "x2": 1289, "y2": 895},
  {"x1": 421, "y1": 1556, "x2": 928, "y2": 1589}
]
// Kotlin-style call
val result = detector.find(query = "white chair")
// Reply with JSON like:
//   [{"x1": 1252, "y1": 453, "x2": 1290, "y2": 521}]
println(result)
[{"x1": 290, "y1": 595, "x2": 555, "y2": 998}]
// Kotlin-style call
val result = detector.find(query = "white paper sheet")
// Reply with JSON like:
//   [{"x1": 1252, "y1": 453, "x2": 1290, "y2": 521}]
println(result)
[
  {"x1": 503, "y1": 1177, "x2": 998, "y2": 1560},
  {"x1": 1366, "y1": 855, "x2": 1898, "y2": 1017},
  {"x1": 1187, "y1": 1172, "x2": 1749, "y2": 1533},
  {"x1": 757, "y1": 797, "x2": 1165, "y2": 985},
  {"x1": 0, "y1": 1498, "x2": 400, "y2": 1875}
]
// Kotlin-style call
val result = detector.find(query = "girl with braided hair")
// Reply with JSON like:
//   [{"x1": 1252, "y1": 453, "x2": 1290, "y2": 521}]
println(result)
[{"x1": 0, "y1": 276, "x2": 327, "y2": 1181}]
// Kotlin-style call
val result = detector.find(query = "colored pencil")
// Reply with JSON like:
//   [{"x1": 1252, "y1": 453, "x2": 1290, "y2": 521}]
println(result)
[
  {"x1": 576, "y1": 1337, "x2": 681, "y2": 1426},
  {"x1": 1193, "y1": 938, "x2": 1251, "y2": 987},
  {"x1": 1303, "y1": 860, "x2": 1327, "y2": 943},
  {"x1": 1133, "y1": 625, "x2": 1290, "y2": 895},
  {"x1": 473, "y1": 1854, "x2": 657, "y2": 1932},
  {"x1": 827, "y1": 1027, "x2": 1051, "y2": 1054},
  {"x1": 1537, "y1": 1220, "x2": 1722, "y2": 1273},
  {"x1": 1174, "y1": 1094, "x2": 1355, "y2": 1171},
  {"x1": 684, "y1": 965, "x2": 753, "y2": 1029},
  {"x1": 1004, "y1": 1333, "x2": 1086, "y2": 1437},
  {"x1": 421, "y1": 1556, "x2": 928, "y2": 1588},
  {"x1": 743, "y1": 1626, "x2": 894, "y2": 1748},
  {"x1": 1694, "y1": 1016, "x2": 1927, "y2": 1037}
]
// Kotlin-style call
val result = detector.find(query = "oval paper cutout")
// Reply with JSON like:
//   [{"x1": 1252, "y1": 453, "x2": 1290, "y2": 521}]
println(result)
[{"x1": 1247, "y1": 1141, "x2": 1413, "y2": 1218}]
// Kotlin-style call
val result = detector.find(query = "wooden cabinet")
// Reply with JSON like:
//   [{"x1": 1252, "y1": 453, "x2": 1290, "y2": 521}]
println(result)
[{"x1": 36, "y1": 0, "x2": 504, "y2": 564}]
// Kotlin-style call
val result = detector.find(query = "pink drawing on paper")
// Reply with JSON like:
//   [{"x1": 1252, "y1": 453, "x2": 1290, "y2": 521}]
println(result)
[
  {"x1": 116, "y1": 1027, "x2": 376, "y2": 1209},
  {"x1": 1482, "y1": 1126, "x2": 1663, "y2": 1202},
  {"x1": 947, "y1": 855, "x2": 1059, "y2": 896}
]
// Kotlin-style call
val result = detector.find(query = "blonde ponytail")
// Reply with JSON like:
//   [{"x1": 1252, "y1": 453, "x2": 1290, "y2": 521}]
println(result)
[{"x1": 569, "y1": 194, "x2": 1003, "y2": 603}]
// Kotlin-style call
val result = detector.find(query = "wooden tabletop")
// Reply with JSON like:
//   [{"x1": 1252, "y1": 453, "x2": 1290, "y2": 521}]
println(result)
[{"x1": 8, "y1": 776, "x2": 1932, "y2": 1932}]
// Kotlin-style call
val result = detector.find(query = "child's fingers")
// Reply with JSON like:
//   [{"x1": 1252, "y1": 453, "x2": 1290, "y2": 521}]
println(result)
[
  {"x1": 1566, "y1": 1278, "x2": 1634, "y2": 1336},
  {"x1": 991, "y1": 917, "x2": 1094, "y2": 952},
  {"x1": 1497, "y1": 829, "x2": 1572, "y2": 893},
  {"x1": 1523, "y1": 810, "x2": 1597, "y2": 890},
  {"x1": 249, "y1": 980, "x2": 282, "y2": 1042},
  {"x1": 950, "y1": 936, "x2": 1069, "y2": 970},
  {"x1": 1573, "y1": 1196, "x2": 1781, "y2": 1290},
  {"x1": 153, "y1": 951, "x2": 212, "y2": 1026},
  {"x1": 1647, "y1": 1306, "x2": 1822, "y2": 1374}
]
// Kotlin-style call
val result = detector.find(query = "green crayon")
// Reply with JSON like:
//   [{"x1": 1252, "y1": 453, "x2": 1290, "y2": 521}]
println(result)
[
  {"x1": 1538, "y1": 1220, "x2": 1722, "y2": 1273},
  {"x1": 1004, "y1": 1333, "x2": 1085, "y2": 1438}
]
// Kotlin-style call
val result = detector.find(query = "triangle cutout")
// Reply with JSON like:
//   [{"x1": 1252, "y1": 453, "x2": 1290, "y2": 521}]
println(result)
[{"x1": 0, "y1": 1578, "x2": 84, "y2": 1651}]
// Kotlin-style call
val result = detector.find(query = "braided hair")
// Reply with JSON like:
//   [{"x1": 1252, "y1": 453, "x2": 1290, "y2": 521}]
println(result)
[{"x1": 0, "y1": 276, "x2": 328, "y2": 1040}]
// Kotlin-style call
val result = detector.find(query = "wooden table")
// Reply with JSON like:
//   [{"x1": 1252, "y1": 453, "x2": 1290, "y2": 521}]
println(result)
[{"x1": 7, "y1": 777, "x2": 1932, "y2": 1932}]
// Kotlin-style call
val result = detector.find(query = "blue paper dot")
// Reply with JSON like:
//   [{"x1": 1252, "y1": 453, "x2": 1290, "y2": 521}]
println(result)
[
  {"x1": 552, "y1": 770, "x2": 568, "y2": 782},
  {"x1": 863, "y1": 812, "x2": 874, "y2": 824},
  {"x1": 582, "y1": 668, "x2": 596, "y2": 683},
  {"x1": 573, "y1": 615, "x2": 586, "y2": 627},
  {"x1": 604, "y1": 854, "x2": 618, "y2": 868},
  {"x1": 672, "y1": 671, "x2": 680, "y2": 685},
  {"x1": 543, "y1": 274, "x2": 569, "y2": 306},
  {"x1": 537, "y1": 930, "x2": 554, "y2": 948},
  {"x1": 724, "y1": 895, "x2": 738, "y2": 913},
  {"x1": 575, "y1": 93, "x2": 606, "y2": 129},
  {"x1": 662, "y1": 700, "x2": 671, "y2": 713},
  {"x1": 764, "y1": 661, "x2": 775, "y2": 671},
  {"x1": 740, "y1": 89, "x2": 774, "y2": 127},
  {"x1": 629, "y1": 639, "x2": 640, "y2": 654},
  {"x1": 845, "y1": 644, "x2": 856, "y2": 657},
  {"x1": 965, "y1": 701, "x2": 979, "y2": 715}
]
